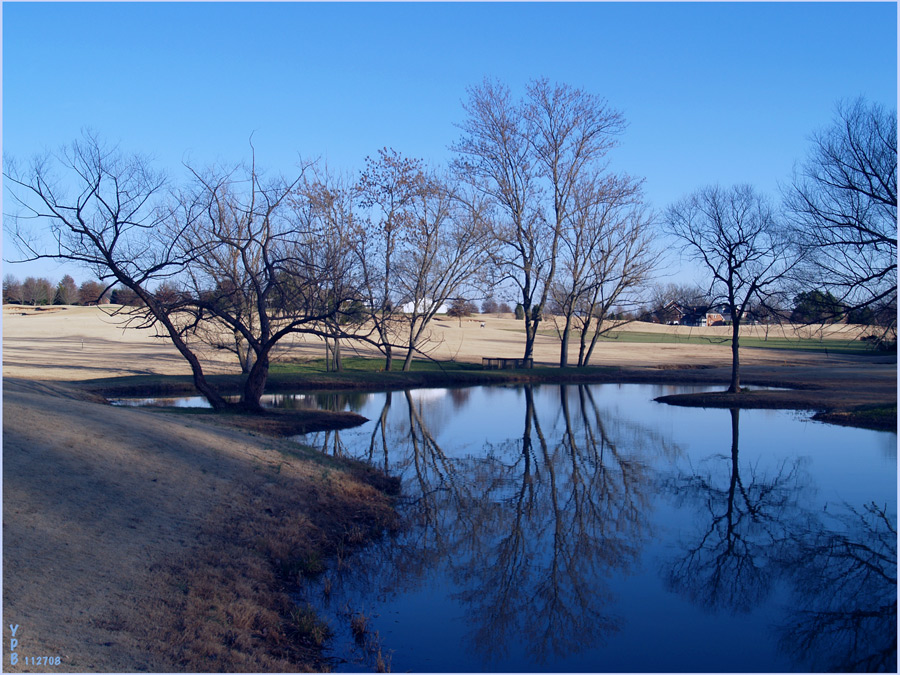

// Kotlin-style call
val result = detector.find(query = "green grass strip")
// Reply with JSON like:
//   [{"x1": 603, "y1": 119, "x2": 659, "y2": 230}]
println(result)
[{"x1": 534, "y1": 329, "x2": 879, "y2": 355}]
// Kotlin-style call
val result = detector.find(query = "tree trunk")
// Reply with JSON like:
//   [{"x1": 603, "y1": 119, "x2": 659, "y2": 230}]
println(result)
[
  {"x1": 187, "y1": 352, "x2": 228, "y2": 410},
  {"x1": 581, "y1": 314, "x2": 606, "y2": 367},
  {"x1": 523, "y1": 385, "x2": 534, "y2": 457},
  {"x1": 235, "y1": 333, "x2": 253, "y2": 374},
  {"x1": 384, "y1": 343, "x2": 393, "y2": 372},
  {"x1": 333, "y1": 334, "x2": 342, "y2": 372},
  {"x1": 369, "y1": 391, "x2": 392, "y2": 473},
  {"x1": 150, "y1": 301, "x2": 229, "y2": 410},
  {"x1": 559, "y1": 313, "x2": 573, "y2": 367},
  {"x1": 402, "y1": 321, "x2": 418, "y2": 372},
  {"x1": 523, "y1": 322, "x2": 536, "y2": 364},
  {"x1": 728, "y1": 320, "x2": 741, "y2": 393},
  {"x1": 325, "y1": 325, "x2": 343, "y2": 372},
  {"x1": 726, "y1": 408, "x2": 741, "y2": 536},
  {"x1": 576, "y1": 316, "x2": 589, "y2": 367},
  {"x1": 522, "y1": 305, "x2": 540, "y2": 366},
  {"x1": 242, "y1": 351, "x2": 269, "y2": 410}
]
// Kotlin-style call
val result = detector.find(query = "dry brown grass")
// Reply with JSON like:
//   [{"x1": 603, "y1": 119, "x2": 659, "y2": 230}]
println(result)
[
  {"x1": 3, "y1": 378, "x2": 398, "y2": 672},
  {"x1": 142, "y1": 449, "x2": 399, "y2": 672},
  {"x1": 4, "y1": 304, "x2": 882, "y2": 383},
  {"x1": 338, "y1": 604, "x2": 392, "y2": 672},
  {"x1": 350, "y1": 612, "x2": 369, "y2": 642}
]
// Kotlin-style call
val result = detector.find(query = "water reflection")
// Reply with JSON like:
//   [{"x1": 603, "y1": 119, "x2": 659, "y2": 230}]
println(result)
[
  {"x1": 110, "y1": 390, "x2": 374, "y2": 411},
  {"x1": 661, "y1": 408, "x2": 811, "y2": 613},
  {"x1": 778, "y1": 502, "x2": 897, "y2": 672},
  {"x1": 297, "y1": 386, "x2": 896, "y2": 671},
  {"x1": 661, "y1": 407, "x2": 897, "y2": 672},
  {"x1": 303, "y1": 384, "x2": 681, "y2": 668},
  {"x1": 449, "y1": 385, "x2": 658, "y2": 663}
]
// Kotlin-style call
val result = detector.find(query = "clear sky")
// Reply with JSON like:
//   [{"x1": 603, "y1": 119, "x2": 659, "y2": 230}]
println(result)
[{"x1": 3, "y1": 1, "x2": 897, "y2": 285}]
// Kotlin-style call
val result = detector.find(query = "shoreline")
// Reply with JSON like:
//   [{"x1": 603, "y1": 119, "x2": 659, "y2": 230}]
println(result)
[{"x1": 77, "y1": 354, "x2": 897, "y2": 431}]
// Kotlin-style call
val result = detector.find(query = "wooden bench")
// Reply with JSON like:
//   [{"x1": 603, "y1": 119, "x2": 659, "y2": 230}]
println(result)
[{"x1": 482, "y1": 357, "x2": 533, "y2": 370}]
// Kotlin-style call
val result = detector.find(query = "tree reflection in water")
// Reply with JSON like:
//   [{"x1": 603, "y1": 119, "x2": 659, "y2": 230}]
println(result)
[
  {"x1": 662, "y1": 407, "x2": 897, "y2": 671},
  {"x1": 451, "y1": 385, "x2": 656, "y2": 663},
  {"x1": 282, "y1": 391, "x2": 373, "y2": 458},
  {"x1": 662, "y1": 408, "x2": 811, "y2": 613},
  {"x1": 299, "y1": 387, "x2": 895, "y2": 671},
  {"x1": 305, "y1": 384, "x2": 676, "y2": 666},
  {"x1": 777, "y1": 502, "x2": 897, "y2": 672}
]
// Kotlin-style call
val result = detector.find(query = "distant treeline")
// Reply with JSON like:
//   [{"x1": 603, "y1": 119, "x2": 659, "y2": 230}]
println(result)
[{"x1": 1, "y1": 273, "x2": 125, "y2": 306}]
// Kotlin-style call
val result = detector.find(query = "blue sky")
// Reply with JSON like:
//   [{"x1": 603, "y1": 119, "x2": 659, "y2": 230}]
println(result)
[{"x1": 3, "y1": 1, "x2": 897, "y2": 285}]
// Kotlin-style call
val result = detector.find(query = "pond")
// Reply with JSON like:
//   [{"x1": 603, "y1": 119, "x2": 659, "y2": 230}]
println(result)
[
  {"x1": 115, "y1": 383, "x2": 898, "y2": 671},
  {"x1": 291, "y1": 384, "x2": 897, "y2": 673}
]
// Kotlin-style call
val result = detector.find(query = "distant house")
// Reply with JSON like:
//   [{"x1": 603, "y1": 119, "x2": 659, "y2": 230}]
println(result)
[
  {"x1": 648, "y1": 302, "x2": 738, "y2": 327},
  {"x1": 653, "y1": 301, "x2": 687, "y2": 325},
  {"x1": 678, "y1": 304, "x2": 731, "y2": 327},
  {"x1": 400, "y1": 298, "x2": 449, "y2": 314},
  {"x1": 705, "y1": 310, "x2": 726, "y2": 326},
  {"x1": 706, "y1": 304, "x2": 732, "y2": 326},
  {"x1": 680, "y1": 310, "x2": 706, "y2": 327}
]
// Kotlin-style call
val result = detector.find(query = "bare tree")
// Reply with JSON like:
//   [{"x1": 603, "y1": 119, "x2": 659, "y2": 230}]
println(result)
[
  {"x1": 21, "y1": 276, "x2": 55, "y2": 305},
  {"x1": 4, "y1": 133, "x2": 360, "y2": 410},
  {"x1": 54, "y1": 274, "x2": 79, "y2": 305},
  {"x1": 453, "y1": 80, "x2": 541, "y2": 362},
  {"x1": 393, "y1": 174, "x2": 492, "y2": 370},
  {"x1": 167, "y1": 154, "x2": 363, "y2": 407},
  {"x1": 784, "y1": 98, "x2": 897, "y2": 328},
  {"x1": 576, "y1": 210, "x2": 657, "y2": 366},
  {"x1": 666, "y1": 185, "x2": 799, "y2": 393},
  {"x1": 355, "y1": 148, "x2": 425, "y2": 371},
  {"x1": 453, "y1": 78, "x2": 626, "y2": 364},
  {"x1": 550, "y1": 173, "x2": 657, "y2": 366},
  {"x1": 2, "y1": 134, "x2": 234, "y2": 404},
  {"x1": 294, "y1": 170, "x2": 368, "y2": 372},
  {"x1": 528, "y1": 79, "x2": 627, "y2": 366},
  {"x1": 77, "y1": 279, "x2": 109, "y2": 305},
  {"x1": 110, "y1": 285, "x2": 141, "y2": 306},
  {"x1": 170, "y1": 167, "x2": 266, "y2": 376},
  {"x1": 481, "y1": 297, "x2": 499, "y2": 314},
  {"x1": 3, "y1": 274, "x2": 23, "y2": 304}
]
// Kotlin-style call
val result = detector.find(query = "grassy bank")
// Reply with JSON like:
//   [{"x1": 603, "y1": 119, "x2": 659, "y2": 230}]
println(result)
[
  {"x1": 148, "y1": 439, "x2": 400, "y2": 671},
  {"x1": 2, "y1": 378, "x2": 400, "y2": 673},
  {"x1": 655, "y1": 391, "x2": 898, "y2": 432},
  {"x1": 76, "y1": 357, "x2": 680, "y2": 400},
  {"x1": 812, "y1": 404, "x2": 898, "y2": 432}
]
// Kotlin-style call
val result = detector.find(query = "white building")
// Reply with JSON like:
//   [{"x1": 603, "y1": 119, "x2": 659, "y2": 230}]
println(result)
[{"x1": 400, "y1": 298, "x2": 449, "y2": 314}]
